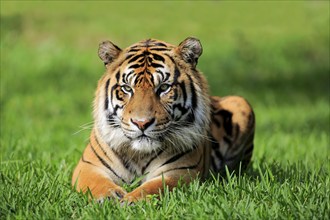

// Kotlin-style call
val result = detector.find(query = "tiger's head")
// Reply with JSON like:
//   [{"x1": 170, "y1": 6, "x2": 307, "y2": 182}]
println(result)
[{"x1": 93, "y1": 37, "x2": 210, "y2": 155}]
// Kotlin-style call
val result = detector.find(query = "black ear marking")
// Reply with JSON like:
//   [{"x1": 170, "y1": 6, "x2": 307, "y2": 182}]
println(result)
[
  {"x1": 178, "y1": 37, "x2": 203, "y2": 68},
  {"x1": 98, "y1": 41, "x2": 122, "y2": 65}
]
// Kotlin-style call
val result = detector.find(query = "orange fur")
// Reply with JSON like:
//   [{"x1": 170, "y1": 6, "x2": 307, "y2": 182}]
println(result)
[{"x1": 72, "y1": 38, "x2": 255, "y2": 202}]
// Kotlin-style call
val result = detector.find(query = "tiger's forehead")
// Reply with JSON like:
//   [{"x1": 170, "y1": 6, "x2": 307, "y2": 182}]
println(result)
[
  {"x1": 115, "y1": 39, "x2": 178, "y2": 86},
  {"x1": 125, "y1": 39, "x2": 176, "y2": 51}
]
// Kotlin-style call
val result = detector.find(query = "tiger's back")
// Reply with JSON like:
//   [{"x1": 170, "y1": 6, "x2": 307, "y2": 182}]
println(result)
[{"x1": 72, "y1": 37, "x2": 255, "y2": 202}]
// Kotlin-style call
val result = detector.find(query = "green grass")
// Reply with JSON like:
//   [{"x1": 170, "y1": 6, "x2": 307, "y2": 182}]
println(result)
[{"x1": 1, "y1": 1, "x2": 329, "y2": 219}]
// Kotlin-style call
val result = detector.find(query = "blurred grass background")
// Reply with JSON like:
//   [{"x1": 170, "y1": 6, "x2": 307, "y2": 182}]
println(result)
[{"x1": 0, "y1": 1, "x2": 329, "y2": 218}]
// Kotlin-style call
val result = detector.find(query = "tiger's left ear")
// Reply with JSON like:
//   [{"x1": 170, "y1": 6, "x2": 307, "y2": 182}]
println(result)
[{"x1": 178, "y1": 37, "x2": 203, "y2": 68}]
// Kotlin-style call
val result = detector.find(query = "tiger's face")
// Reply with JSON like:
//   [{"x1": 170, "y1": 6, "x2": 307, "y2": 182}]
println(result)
[{"x1": 93, "y1": 38, "x2": 210, "y2": 154}]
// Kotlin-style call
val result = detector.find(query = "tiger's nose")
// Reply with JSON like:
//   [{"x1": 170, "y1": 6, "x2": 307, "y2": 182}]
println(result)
[{"x1": 131, "y1": 118, "x2": 155, "y2": 131}]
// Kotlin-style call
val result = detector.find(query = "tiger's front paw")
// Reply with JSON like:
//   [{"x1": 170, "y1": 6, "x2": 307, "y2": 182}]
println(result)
[
  {"x1": 120, "y1": 190, "x2": 146, "y2": 204},
  {"x1": 121, "y1": 192, "x2": 159, "y2": 206},
  {"x1": 96, "y1": 187, "x2": 127, "y2": 203}
]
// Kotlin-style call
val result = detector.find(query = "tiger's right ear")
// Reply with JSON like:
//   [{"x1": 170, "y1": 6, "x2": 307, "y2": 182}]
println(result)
[
  {"x1": 98, "y1": 41, "x2": 122, "y2": 66},
  {"x1": 178, "y1": 37, "x2": 203, "y2": 68}
]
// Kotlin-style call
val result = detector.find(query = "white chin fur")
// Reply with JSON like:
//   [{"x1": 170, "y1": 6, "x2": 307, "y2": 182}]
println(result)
[{"x1": 131, "y1": 138, "x2": 162, "y2": 153}]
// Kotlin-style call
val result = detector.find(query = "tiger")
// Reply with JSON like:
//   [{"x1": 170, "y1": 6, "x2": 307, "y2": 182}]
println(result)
[{"x1": 72, "y1": 37, "x2": 255, "y2": 203}]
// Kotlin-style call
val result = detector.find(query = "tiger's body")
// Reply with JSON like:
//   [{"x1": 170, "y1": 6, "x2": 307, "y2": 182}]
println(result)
[{"x1": 72, "y1": 37, "x2": 255, "y2": 203}]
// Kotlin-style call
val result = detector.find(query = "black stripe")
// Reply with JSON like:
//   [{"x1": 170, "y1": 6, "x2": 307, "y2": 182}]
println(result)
[
  {"x1": 149, "y1": 47, "x2": 171, "y2": 51},
  {"x1": 128, "y1": 48, "x2": 141, "y2": 52},
  {"x1": 186, "y1": 112, "x2": 195, "y2": 123},
  {"x1": 161, "y1": 149, "x2": 192, "y2": 167},
  {"x1": 187, "y1": 74, "x2": 197, "y2": 109},
  {"x1": 127, "y1": 46, "x2": 141, "y2": 52},
  {"x1": 115, "y1": 90, "x2": 123, "y2": 101},
  {"x1": 178, "y1": 82, "x2": 187, "y2": 103},
  {"x1": 223, "y1": 136, "x2": 232, "y2": 145},
  {"x1": 113, "y1": 104, "x2": 123, "y2": 115},
  {"x1": 81, "y1": 155, "x2": 95, "y2": 166},
  {"x1": 107, "y1": 114, "x2": 120, "y2": 128},
  {"x1": 149, "y1": 73, "x2": 155, "y2": 86},
  {"x1": 212, "y1": 116, "x2": 221, "y2": 127},
  {"x1": 211, "y1": 134, "x2": 224, "y2": 161},
  {"x1": 110, "y1": 84, "x2": 120, "y2": 112},
  {"x1": 162, "y1": 155, "x2": 202, "y2": 174},
  {"x1": 214, "y1": 110, "x2": 233, "y2": 136},
  {"x1": 244, "y1": 143, "x2": 254, "y2": 155},
  {"x1": 125, "y1": 54, "x2": 134, "y2": 60},
  {"x1": 136, "y1": 56, "x2": 145, "y2": 63},
  {"x1": 211, "y1": 139, "x2": 219, "y2": 149},
  {"x1": 164, "y1": 54, "x2": 180, "y2": 82},
  {"x1": 132, "y1": 70, "x2": 144, "y2": 77},
  {"x1": 173, "y1": 104, "x2": 189, "y2": 119},
  {"x1": 127, "y1": 53, "x2": 145, "y2": 64},
  {"x1": 213, "y1": 148, "x2": 224, "y2": 161},
  {"x1": 94, "y1": 133, "x2": 113, "y2": 163},
  {"x1": 113, "y1": 44, "x2": 122, "y2": 52},
  {"x1": 125, "y1": 71, "x2": 135, "y2": 83},
  {"x1": 150, "y1": 62, "x2": 164, "y2": 69},
  {"x1": 129, "y1": 63, "x2": 144, "y2": 69},
  {"x1": 143, "y1": 50, "x2": 150, "y2": 56},
  {"x1": 152, "y1": 42, "x2": 167, "y2": 47},
  {"x1": 115, "y1": 71, "x2": 120, "y2": 82},
  {"x1": 173, "y1": 66, "x2": 181, "y2": 83},
  {"x1": 90, "y1": 142, "x2": 126, "y2": 183},
  {"x1": 104, "y1": 78, "x2": 110, "y2": 110},
  {"x1": 165, "y1": 54, "x2": 175, "y2": 63},
  {"x1": 164, "y1": 72, "x2": 170, "y2": 82},
  {"x1": 134, "y1": 75, "x2": 142, "y2": 85},
  {"x1": 152, "y1": 54, "x2": 165, "y2": 62},
  {"x1": 156, "y1": 70, "x2": 165, "y2": 82},
  {"x1": 210, "y1": 156, "x2": 218, "y2": 170},
  {"x1": 142, "y1": 149, "x2": 164, "y2": 174},
  {"x1": 224, "y1": 145, "x2": 250, "y2": 161},
  {"x1": 111, "y1": 150, "x2": 133, "y2": 173},
  {"x1": 122, "y1": 73, "x2": 127, "y2": 84},
  {"x1": 224, "y1": 152, "x2": 242, "y2": 162}
]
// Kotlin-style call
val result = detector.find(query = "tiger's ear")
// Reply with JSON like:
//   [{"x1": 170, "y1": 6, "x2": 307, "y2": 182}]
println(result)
[
  {"x1": 98, "y1": 40, "x2": 122, "y2": 66},
  {"x1": 178, "y1": 37, "x2": 203, "y2": 68}
]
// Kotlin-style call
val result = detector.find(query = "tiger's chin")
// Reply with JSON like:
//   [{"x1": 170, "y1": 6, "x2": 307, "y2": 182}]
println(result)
[{"x1": 130, "y1": 136, "x2": 163, "y2": 154}]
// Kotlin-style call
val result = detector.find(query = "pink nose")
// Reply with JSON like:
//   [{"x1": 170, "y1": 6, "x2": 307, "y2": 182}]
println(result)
[{"x1": 131, "y1": 118, "x2": 155, "y2": 131}]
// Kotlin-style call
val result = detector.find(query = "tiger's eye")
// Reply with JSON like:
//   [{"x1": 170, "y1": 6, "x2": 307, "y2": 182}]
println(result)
[
  {"x1": 160, "y1": 84, "x2": 170, "y2": 92},
  {"x1": 121, "y1": 85, "x2": 132, "y2": 93}
]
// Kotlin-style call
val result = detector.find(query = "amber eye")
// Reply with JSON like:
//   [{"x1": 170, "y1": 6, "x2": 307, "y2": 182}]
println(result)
[
  {"x1": 158, "y1": 84, "x2": 171, "y2": 94},
  {"x1": 121, "y1": 85, "x2": 133, "y2": 94}
]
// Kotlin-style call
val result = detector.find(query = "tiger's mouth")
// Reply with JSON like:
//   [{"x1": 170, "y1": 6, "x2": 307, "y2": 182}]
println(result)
[
  {"x1": 130, "y1": 134, "x2": 163, "y2": 153},
  {"x1": 123, "y1": 130, "x2": 163, "y2": 142},
  {"x1": 135, "y1": 134, "x2": 160, "y2": 143}
]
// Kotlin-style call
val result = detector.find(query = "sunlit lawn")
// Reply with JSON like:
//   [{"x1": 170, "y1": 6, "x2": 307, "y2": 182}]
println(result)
[{"x1": 1, "y1": 1, "x2": 329, "y2": 219}]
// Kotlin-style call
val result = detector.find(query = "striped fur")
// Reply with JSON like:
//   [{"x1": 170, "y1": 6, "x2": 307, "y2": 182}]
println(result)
[{"x1": 72, "y1": 37, "x2": 255, "y2": 203}]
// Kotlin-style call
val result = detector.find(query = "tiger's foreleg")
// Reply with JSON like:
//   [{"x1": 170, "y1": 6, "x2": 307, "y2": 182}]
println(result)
[
  {"x1": 72, "y1": 164, "x2": 127, "y2": 201},
  {"x1": 72, "y1": 142, "x2": 127, "y2": 201},
  {"x1": 122, "y1": 171, "x2": 197, "y2": 203},
  {"x1": 122, "y1": 147, "x2": 205, "y2": 203}
]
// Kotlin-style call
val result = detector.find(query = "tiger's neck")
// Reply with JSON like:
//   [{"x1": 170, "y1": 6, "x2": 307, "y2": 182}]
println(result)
[{"x1": 92, "y1": 128, "x2": 164, "y2": 175}]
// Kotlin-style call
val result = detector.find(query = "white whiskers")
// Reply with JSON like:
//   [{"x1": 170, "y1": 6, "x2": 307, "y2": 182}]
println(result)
[{"x1": 72, "y1": 121, "x2": 94, "y2": 135}]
